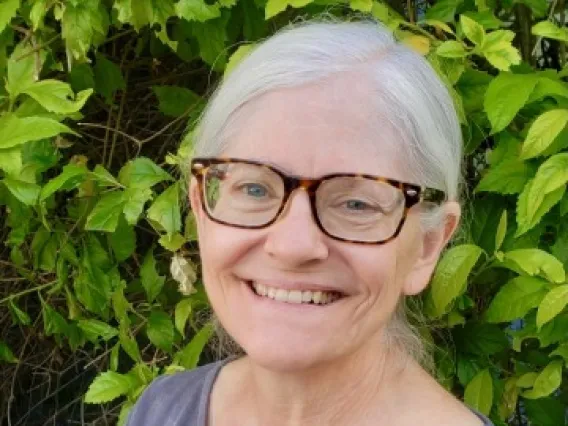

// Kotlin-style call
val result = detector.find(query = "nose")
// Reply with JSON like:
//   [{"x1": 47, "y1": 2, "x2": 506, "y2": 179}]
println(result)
[{"x1": 263, "y1": 189, "x2": 329, "y2": 265}]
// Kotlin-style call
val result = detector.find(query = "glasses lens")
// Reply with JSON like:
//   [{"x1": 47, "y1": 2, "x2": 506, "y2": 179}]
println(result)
[
  {"x1": 203, "y1": 162, "x2": 285, "y2": 227},
  {"x1": 316, "y1": 177, "x2": 405, "y2": 242}
]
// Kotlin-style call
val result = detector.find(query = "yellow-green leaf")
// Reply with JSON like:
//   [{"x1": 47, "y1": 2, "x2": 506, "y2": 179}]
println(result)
[
  {"x1": 495, "y1": 210, "x2": 507, "y2": 251},
  {"x1": 532, "y1": 21, "x2": 568, "y2": 42},
  {"x1": 0, "y1": 114, "x2": 75, "y2": 149},
  {"x1": 85, "y1": 191, "x2": 125, "y2": 232},
  {"x1": 350, "y1": 0, "x2": 372, "y2": 12},
  {"x1": 537, "y1": 285, "x2": 568, "y2": 328},
  {"x1": 265, "y1": 0, "x2": 312, "y2": 19},
  {"x1": 503, "y1": 249, "x2": 565, "y2": 283},
  {"x1": 523, "y1": 360, "x2": 563, "y2": 399},
  {"x1": 485, "y1": 276, "x2": 548, "y2": 323},
  {"x1": 484, "y1": 73, "x2": 538, "y2": 134},
  {"x1": 84, "y1": 371, "x2": 137, "y2": 404},
  {"x1": 520, "y1": 110, "x2": 568, "y2": 159},
  {"x1": 464, "y1": 369, "x2": 493, "y2": 416},
  {"x1": 460, "y1": 15, "x2": 485, "y2": 46},
  {"x1": 146, "y1": 183, "x2": 181, "y2": 236},
  {"x1": 430, "y1": 244, "x2": 484, "y2": 316},
  {"x1": 516, "y1": 179, "x2": 566, "y2": 236},
  {"x1": 436, "y1": 40, "x2": 468, "y2": 58},
  {"x1": 0, "y1": 0, "x2": 19, "y2": 33},
  {"x1": 225, "y1": 44, "x2": 255, "y2": 76}
]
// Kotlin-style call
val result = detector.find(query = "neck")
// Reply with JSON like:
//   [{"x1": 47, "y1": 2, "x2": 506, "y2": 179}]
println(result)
[{"x1": 238, "y1": 339, "x2": 411, "y2": 426}]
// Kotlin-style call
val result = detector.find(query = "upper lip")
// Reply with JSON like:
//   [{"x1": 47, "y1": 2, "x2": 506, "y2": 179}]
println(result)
[{"x1": 240, "y1": 277, "x2": 348, "y2": 295}]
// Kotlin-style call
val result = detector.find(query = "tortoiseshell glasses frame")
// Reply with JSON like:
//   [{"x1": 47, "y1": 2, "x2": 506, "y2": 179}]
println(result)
[{"x1": 190, "y1": 157, "x2": 446, "y2": 245}]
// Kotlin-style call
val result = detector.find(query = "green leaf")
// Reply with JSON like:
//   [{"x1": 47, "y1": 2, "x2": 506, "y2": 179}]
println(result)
[
  {"x1": 84, "y1": 371, "x2": 137, "y2": 404},
  {"x1": 6, "y1": 41, "x2": 46, "y2": 98},
  {"x1": 109, "y1": 216, "x2": 136, "y2": 261},
  {"x1": 119, "y1": 327, "x2": 141, "y2": 362},
  {"x1": 140, "y1": 248, "x2": 165, "y2": 303},
  {"x1": 175, "y1": 298, "x2": 193, "y2": 335},
  {"x1": 146, "y1": 183, "x2": 181, "y2": 236},
  {"x1": 40, "y1": 164, "x2": 87, "y2": 200},
  {"x1": 41, "y1": 299, "x2": 69, "y2": 336},
  {"x1": 503, "y1": 249, "x2": 565, "y2": 283},
  {"x1": 153, "y1": 86, "x2": 201, "y2": 117},
  {"x1": 350, "y1": 0, "x2": 372, "y2": 12},
  {"x1": 85, "y1": 191, "x2": 125, "y2": 232},
  {"x1": 460, "y1": 15, "x2": 485, "y2": 46},
  {"x1": 90, "y1": 165, "x2": 121, "y2": 187},
  {"x1": 22, "y1": 80, "x2": 92, "y2": 114},
  {"x1": 520, "y1": 110, "x2": 568, "y2": 159},
  {"x1": 495, "y1": 210, "x2": 507, "y2": 251},
  {"x1": 425, "y1": 0, "x2": 462, "y2": 22},
  {"x1": 2, "y1": 178, "x2": 40, "y2": 206},
  {"x1": 61, "y1": 0, "x2": 109, "y2": 63},
  {"x1": 158, "y1": 232, "x2": 186, "y2": 252},
  {"x1": 147, "y1": 311, "x2": 174, "y2": 352},
  {"x1": 516, "y1": 180, "x2": 566, "y2": 236},
  {"x1": 537, "y1": 285, "x2": 568, "y2": 328},
  {"x1": 9, "y1": 300, "x2": 31, "y2": 326},
  {"x1": 485, "y1": 276, "x2": 548, "y2": 323},
  {"x1": 118, "y1": 157, "x2": 172, "y2": 190},
  {"x1": 0, "y1": 0, "x2": 19, "y2": 34},
  {"x1": 464, "y1": 369, "x2": 493, "y2": 416},
  {"x1": 192, "y1": 18, "x2": 228, "y2": 69},
  {"x1": 123, "y1": 188, "x2": 153, "y2": 225},
  {"x1": 528, "y1": 154, "x2": 568, "y2": 210},
  {"x1": 78, "y1": 319, "x2": 118, "y2": 342},
  {"x1": 93, "y1": 54, "x2": 126, "y2": 103},
  {"x1": 0, "y1": 340, "x2": 18, "y2": 364},
  {"x1": 532, "y1": 21, "x2": 568, "y2": 42},
  {"x1": 550, "y1": 342, "x2": 568, "y2": 362},
  {"x1": 117, "y1": 401, "x2": 134, "y2": 426},
  {"x1": 173, "y1": 322, "x2": 214, "y2": 369},
  {"x1": 475, "y1": 160, "x2": 532, "y2": 194},
  {"x1": 225, "y1": 44, "x2": 254, "y2": 76},
  {"x1": 0, "y1": 114, "x2": 75, "y2": 149},
  {"x1": 175, "y1": 0, "x2": 220, "y2": 22},
  {"x1": 484, "y1": 73, "x2": 538, "y2": 134},
  {"x1": 429, "y1": 244, "x2": 484, "y2": 316},
  {"x1": 524, "y1": 397, "x2": 566, "y2": 426},
  {"x1": 436, "y1": 40, "x2": 468, "y2": 58},
  {"x1": 523, "y1": 360, "x2": 563, "y2": 399},
  {"x1": 480, "y1": 30, "x2": 521, "y2": 71},
  {"x1": 74, "y1": 250, "x2": 113, "y2": 315},
  {"x1": 265, "y1": 0, "x2": 313, "y2": 19}
]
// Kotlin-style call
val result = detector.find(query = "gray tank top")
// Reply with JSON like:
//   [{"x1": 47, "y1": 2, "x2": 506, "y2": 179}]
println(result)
[{"x1": 126, "y1": 359, "x2": 494, "y2": 426}]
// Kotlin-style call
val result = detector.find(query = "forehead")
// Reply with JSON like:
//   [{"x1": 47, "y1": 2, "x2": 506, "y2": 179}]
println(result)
[{"x1": 221, "y1": 73, "x2": 410, "y2": 181}]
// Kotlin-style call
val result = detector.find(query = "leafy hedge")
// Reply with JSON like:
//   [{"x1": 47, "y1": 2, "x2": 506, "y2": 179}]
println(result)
[{"x1": 0, "y1": 0, "x2": 567, "y2": 424}]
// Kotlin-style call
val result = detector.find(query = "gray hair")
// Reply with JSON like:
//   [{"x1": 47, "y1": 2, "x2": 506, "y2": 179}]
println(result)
[{"x1": 193, "y1": 20, "x2": 463, "y2": 369}]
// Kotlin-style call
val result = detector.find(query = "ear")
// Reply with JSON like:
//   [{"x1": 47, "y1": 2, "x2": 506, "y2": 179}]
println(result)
[
  {"x1": 402, "y1": 202, "x2": 461, "y2": 296},
  {"x1": 188, "y1": 178, "x2": 206, "y2": 233}
]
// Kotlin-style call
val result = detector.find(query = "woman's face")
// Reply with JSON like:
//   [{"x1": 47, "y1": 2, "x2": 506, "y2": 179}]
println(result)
[{"x1": 190, "y1": 76, "x2": 458, "y2": 371}]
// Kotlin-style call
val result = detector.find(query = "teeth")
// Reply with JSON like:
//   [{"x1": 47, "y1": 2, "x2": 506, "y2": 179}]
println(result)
[{"x1": 250, "y1": 282, "x2": 340, "y2": 305}]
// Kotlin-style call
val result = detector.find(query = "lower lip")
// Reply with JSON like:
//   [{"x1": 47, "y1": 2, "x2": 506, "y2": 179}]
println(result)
[{"x1": 241, "y1": 280, "x2": 344, "y2": 312}]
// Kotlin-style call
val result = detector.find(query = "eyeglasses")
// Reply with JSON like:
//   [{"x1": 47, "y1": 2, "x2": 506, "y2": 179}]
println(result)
[{"x1": 190, "y1": 158, "x2": 446, "y2": 245}]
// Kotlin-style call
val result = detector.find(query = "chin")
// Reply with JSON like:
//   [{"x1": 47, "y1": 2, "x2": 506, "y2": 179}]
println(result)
[{"x1": 237, "y1": 332, "x2": 338, "y2": 373}]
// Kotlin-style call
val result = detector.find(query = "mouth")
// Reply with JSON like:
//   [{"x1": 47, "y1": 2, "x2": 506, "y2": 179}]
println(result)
[{"x1": 243, "y1": 280, "x2": 346, "y2": 306}]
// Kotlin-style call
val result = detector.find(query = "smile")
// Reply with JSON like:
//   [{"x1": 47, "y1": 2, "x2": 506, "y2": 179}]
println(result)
[{"x1": 246, "y1": 281, "x2": 344, "y2": 305}]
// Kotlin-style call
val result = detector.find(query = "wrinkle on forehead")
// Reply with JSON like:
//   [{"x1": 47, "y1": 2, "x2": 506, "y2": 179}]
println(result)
[{"x1": 220, "y1": 71, "x2": 411, "y2": 181}]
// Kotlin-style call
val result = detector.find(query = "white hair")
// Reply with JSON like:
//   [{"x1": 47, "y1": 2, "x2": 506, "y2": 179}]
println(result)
[{"x1": 193, "y1": 20, "x2": 463, "y2": 368}]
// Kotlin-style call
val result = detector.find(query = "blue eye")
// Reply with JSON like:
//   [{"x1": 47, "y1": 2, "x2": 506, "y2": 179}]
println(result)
[
  {"x1": 345, "y1": 199, "x2": 371, "y2": 210},
  {"x1": 243, "y1": 183, "x2": 268, "y2": 198}
]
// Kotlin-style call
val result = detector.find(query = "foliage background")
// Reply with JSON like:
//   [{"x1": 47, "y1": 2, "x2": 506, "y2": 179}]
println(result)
[{"x1": 0, "y1": 0, "x2": 567, "y2": 424}]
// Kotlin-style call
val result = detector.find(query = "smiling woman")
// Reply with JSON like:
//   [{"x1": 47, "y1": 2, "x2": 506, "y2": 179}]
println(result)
[{"x1": 126, "y1": 20, "x2": 494, "y2": 426}]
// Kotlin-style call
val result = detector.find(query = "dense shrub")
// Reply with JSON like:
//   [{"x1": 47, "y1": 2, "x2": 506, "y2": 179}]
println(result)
[{"x1": 0, "y1": 0, "x2": 567, "y2": 424}]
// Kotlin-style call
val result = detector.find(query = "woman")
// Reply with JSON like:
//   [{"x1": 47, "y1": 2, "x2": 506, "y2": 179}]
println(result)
[{"x1": 127, "y1": 21, "x2": 494, "y2": 426}]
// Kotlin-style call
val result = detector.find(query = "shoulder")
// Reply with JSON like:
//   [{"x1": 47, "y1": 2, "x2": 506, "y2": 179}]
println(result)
[
  {"x1": 394, "y1": 361, "x2": 493, "y2": 426},
  {"x1": 125, "y1": 360, "x2": 226, "y2": 426}
]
